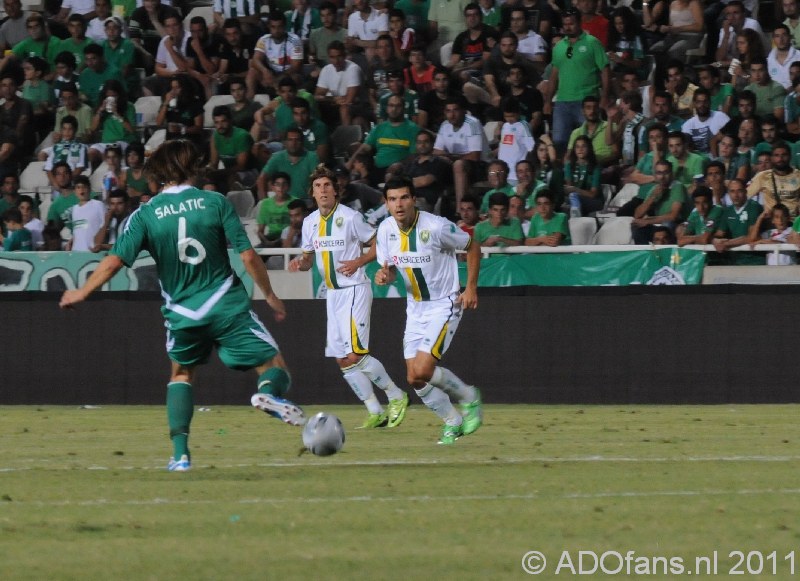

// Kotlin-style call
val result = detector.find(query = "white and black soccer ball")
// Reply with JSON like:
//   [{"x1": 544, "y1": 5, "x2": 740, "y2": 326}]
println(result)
[{"x1": 302, "y1": 412, "x2": 345, "y2": 456}]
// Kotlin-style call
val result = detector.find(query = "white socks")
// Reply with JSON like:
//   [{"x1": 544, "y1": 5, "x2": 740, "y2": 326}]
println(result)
[
  {"x1": 415, "y1": 384, "x2": 462, "y2": 426},
  {"x1": 342, "y1": 368, "x2": 383, "y2": 414},
  {"x1": 354, "y1": 355, "x2": 405, "y2": 401},
  {"x1": 431, "y1": 366, "x2": 476, "y2": 404}
]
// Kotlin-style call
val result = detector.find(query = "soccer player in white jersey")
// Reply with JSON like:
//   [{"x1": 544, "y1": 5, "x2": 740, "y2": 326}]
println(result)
[
  {"x1": 59, "y1": 140, "x2": 304, "y2": 472},
  {"x1": 289, "y1": 166, "x2": 409, "y2": 429},
  {"x1": 374, "y1": 176, "x2": 483, "y2": 445}
]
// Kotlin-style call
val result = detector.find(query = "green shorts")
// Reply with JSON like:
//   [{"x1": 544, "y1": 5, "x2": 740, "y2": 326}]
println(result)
[{"x1": 166, "y1": 309, "x2": 280, "y2": 371}]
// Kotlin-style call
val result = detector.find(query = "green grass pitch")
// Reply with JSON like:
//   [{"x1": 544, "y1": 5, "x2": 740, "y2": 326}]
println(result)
[{"x1": 1, "y1": 404, "x2": 799, "y2": 580}]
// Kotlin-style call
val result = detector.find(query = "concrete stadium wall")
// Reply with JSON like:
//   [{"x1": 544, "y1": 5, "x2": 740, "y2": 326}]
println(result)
[{"x1": 2, "y1": 287, "x2": 799, "y2": 405}]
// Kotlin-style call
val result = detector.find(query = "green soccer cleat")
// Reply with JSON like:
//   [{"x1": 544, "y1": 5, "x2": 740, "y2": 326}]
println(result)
[
  {"x1": 461, "y1": 388, "x2": 483, "y2": 435},
  {"x1": 355, "y1": 412, "x2": 388, "y2": 429},
  {"x1": 386, "y1": 392, "x2": 409, "y2": 428},
  {"x1": 437, "y1": 422, "x2": 463, "y2": 445}
]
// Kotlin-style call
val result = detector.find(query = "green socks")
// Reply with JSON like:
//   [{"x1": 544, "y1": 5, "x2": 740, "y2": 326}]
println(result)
[
  {"x1": 167, "y1": 382, "x2": 194, "y2": 460},
  {"x1": 257, "y1": 367, "x2": 291, "y2": 398}
]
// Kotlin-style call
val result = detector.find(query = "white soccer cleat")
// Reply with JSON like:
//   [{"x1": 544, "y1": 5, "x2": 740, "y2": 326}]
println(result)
[
  {"x1": 167, "y1": 455, "x2": 191, "y2": 472},
  {"x1": 251, "y1": 393, "x2": 306, "y2": 426}
]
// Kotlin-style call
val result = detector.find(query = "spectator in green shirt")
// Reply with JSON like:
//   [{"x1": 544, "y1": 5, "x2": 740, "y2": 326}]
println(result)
[
  {"x1": 632, "y1": 158, "x2": 688, "y2": 244},
  {"x1": 525, "y1": 188, "x2": 571, "y2": 246},
  {"x1": 666, "y1": 130, "x2": 709, "y2": 191},
  {"x1": 474, "y1": 191, "x2": 524, "y2": 248},
  {"x1": 206, "y1": 104, "x2": 257, "y2": 193},
  {"x1": 678, "y1": 186, "x2": 723, "y2": 246}
]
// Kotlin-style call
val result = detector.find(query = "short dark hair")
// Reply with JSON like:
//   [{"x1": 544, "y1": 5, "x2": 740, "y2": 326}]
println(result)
[
  {"x1": 55, "y1": 51, "x2": 77, "y2": 68},
  {"x1": 212, "y1": 105, "x2": 232, "y2": 119},
  {"x1": 61, "y1": 115, "x2": 78, "y2": 129},
  {"x1": 383, "y1": 176, "x2": 416, "y2": 198},
  {"x1": 223, "y1": 17, "x2": 241, "y2": 29},
  {"x1": 460, "y1": 194, "x2": 479, "y2": 209},
  {"x1": 268, "y1": 11, "x2": 287, "y2": 23},
  {"x1": 692, "y1": 186, "x2": 712, "y2": 201},
  {"x1": 108, "y1": 188, "x2": 129, "y2": 202},
  {"x1": 651, "y1": 226, "x2": 674, "y2": 243},
  {"x1": 328, "y1": 40, "x2": 345, "y2": 54},
  {"x1": 487, "y1": 191, "x2": 510, "y2": 209},
  {"x1": 288, "y1": 198, "x2": 307, "y2": 212},
  {"x1": 73, "y1": 175, "x2": 91, "y2": 187},
  {"x1": 3, "y1": 207, "x2": 22, "y2": 224},
  {"x1": 705, "y1": 160, "x2": 725, "y2": 175},
  {"x1": 83, "y1": 43, "x2": 104, "y2": 57},
  {"x1": 272, "y1": 171, "x2": 292, "y2": 184},
  {"x1": 290, "y1": 97, "x2": 310, "y2": 111},
  {"x1": 60, "y1": 82, "x2": 79, "y2": 94}
]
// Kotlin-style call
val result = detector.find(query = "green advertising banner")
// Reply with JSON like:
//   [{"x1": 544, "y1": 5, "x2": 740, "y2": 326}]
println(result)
[
  {"x1": 1, "y1": 249, "x2": 703, "y2": 293},
  {"x1": 310, "y1": 248, "x2": 705, "y2": 297},
  {"x1": 0, "y1": 251, "x2": 252, "y2": 294}
]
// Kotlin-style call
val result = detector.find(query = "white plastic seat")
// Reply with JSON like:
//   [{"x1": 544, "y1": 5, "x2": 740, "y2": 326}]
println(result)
[
  {"x1": 89, "y1": 162, "x2": 110, "y2": 193},
  {"x1": 685, "y1": 34, "x2": 707, "y2": 64},
  {"x1": 203, "y1": 95, "x2": 236, "y2": 128},
  {"x1": 593, "y1": 217, "x2": 634, "y2": 245},
  {"x1": 19, "y1": 161, "x2": 50, "y2": 193},
  {"x1": 253, "y1": 94, "x2": 271, "y2": 107},
  {"x1": 568, "y1": 217, "x2": 598, "y2": 246},
  {"x1": 248, "y1": 198, "x2": 265, "y2": 220},
  {"x1": 145, "y1": 129, "x2": 166, "y2": 155},
  {"x1": 439, "y1": 42, "x2": 453, "y2": 67},
  {"x1": 184, "y1": 6, "x2": 214, "y2": 28},
  {"x1": 134, "y1": 96, "x2": 162, "y2": 128},
  {"x1": 227, "y1": 190, "x2": 255, "y2": 217},
  {"x1": 483, "y1": 120, "x2": 501, "y2": 145},
  {"x1": 608, "y1": 183, "x2": 639, "y2": 209}
]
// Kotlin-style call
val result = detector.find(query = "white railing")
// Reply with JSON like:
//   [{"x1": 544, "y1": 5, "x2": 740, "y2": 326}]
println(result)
[{"x1": 255, "y1": 244, "x2": 799, "y2": 267}]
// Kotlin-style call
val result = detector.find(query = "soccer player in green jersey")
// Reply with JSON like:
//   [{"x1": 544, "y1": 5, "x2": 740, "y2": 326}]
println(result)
[{"x1": 59, "y1": 140, "x2": 305, "y2": 472}]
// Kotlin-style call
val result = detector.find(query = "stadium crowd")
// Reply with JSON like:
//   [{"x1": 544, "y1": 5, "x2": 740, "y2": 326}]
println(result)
[{"x1": 1, "y1": 0, "x2": 800, "y2": 264}]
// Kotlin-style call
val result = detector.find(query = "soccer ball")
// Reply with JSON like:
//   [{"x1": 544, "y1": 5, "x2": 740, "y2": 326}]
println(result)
[{"x1": 302, "y1": 412, "x2": 345, "y2": 456}]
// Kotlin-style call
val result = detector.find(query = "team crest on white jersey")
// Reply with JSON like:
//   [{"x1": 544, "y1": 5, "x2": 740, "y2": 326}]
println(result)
[
  {"x1": 420, "y1": 230, "x2": 430, "y2": 243},
  {"x1": 335, "y1": 217, "x2": 344, "y2": 227}
]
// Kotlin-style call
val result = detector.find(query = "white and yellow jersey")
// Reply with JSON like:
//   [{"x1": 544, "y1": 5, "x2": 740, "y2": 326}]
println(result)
[
  {"x1": 376, "y1": 210, "x2": 471, "y2": 302},
  {"x1": 302, "y1": 202, "x2": 376, "y2": 289}
]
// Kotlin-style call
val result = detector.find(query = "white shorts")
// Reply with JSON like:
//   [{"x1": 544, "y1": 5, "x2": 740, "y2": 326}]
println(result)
[
  {"x1": 325, "y1": 284, "x2": 373, "y2": 358},
  {"x1": 403, "y1": 295, "x2": 463, "y2": 360}
]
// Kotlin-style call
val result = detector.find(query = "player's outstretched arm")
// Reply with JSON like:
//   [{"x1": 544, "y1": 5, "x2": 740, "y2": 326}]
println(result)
[
  {"x1": 60, "y1": 254, "x2": 125, "y2": 309},
  {"x1": 457, "y1": 239, "x2": 480, "y2": 310},
  {"x1": 241, "y1": 248, "x2": 286, "y2": 322}
]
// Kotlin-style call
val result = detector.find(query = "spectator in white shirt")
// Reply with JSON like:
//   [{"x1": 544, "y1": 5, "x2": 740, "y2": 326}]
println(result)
[
  {"x1": 347, "y1": 0, "x2": 388, "y2": 60},
  {"x1": 314, "y1": 40, "x2": 370, "y2": 128},
  {"x1": 768, "y1": 24, "x2": 800, "y2": 90}
]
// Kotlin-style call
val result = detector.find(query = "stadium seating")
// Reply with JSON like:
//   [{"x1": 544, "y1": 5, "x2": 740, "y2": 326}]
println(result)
[
  {"x1": 594, "y1": 217, "x2": 634, "y2": 245},
  {"x1": 89, "y1": 162, "x2": 110, "y2": 193},
  {"x1": 227, "y1": 190, "x2": 255, "y2": 217},
  {"x1": 569, "y1": 217, "x2": 598, "y2": 245},
  {"x1": 331, "y1": 125, "x2": 363, "y2": 163},
  {"x1": 440, "y1": 42, "x2": 453, "y2": 67},
  {"x1": 19, "y1": 161, "x2": 49, "y2": 193},
  {"x1": 134, "y1": 96, "x2": 162, "y2": 129},
  {"x1": 203, "y1": 95, "x2": 236, "y2": 128},
  {"x1": 184, "y1": 6, "x2": 214, "y2": 28}
]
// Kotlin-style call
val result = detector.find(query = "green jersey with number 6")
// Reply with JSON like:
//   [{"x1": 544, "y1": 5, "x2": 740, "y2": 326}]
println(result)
[{"x1": 111, "y1": 185, "x2": 253, "y2": 329}]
